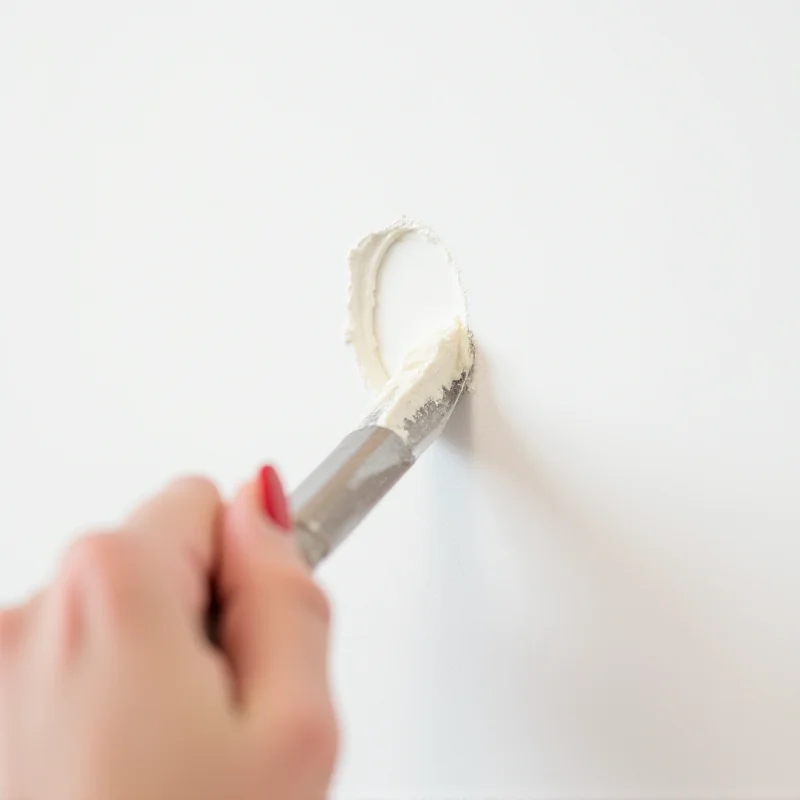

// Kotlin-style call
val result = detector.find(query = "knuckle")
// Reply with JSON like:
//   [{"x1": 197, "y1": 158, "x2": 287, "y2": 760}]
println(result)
[
  {"x1": 168, "y1": 474, "x2": 221, "y2": 506},
  {"x1": 273, "y1": 566, "x2": 331, "y2": 626},
  {"x1": 60, "y1": 531, "x2": 121, "y2": 581},
  {"x1": 274, "y1": 699, "x2": 339, "y2": 775},
  {"x1": 58, "y1": 532, "x2": 142, "y2": 620}
]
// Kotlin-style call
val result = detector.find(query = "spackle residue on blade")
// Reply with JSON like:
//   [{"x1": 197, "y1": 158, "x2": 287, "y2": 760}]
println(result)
[
  {"x1": 374, "y1": 317, "x2": 472, "y2": 434},
  {"x1": 346, "y1": 218, "x2": 473, "y2": 440}
]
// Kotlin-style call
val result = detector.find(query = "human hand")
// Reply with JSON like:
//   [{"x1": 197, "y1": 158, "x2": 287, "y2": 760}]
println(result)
[{"x1": 0, "y1": 470, "x2": 337, "y2": 800}]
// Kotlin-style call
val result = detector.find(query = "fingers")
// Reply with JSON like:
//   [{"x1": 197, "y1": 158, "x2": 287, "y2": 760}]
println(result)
[
  {"x1": 36, "y1": 477, "x2": 223, "y2": 649},
  {"x1": 125, "y1": 475, "x2": 222, "y2": 569},
  {"x1": 217, "y1": 479, "x2": 333, "y2": 718},
  {"x1": 217, "y1": 478, "x2": 337, "y2": 790},
  {"x1": 124, "y1": 476, "x2": 223, "y2": 618}
]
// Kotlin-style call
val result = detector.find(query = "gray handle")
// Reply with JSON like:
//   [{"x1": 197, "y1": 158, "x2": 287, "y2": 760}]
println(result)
[
  {"x1": 203, "y1": 425, "x2": 414, "y2": 643},
  {"x1": 290, "y1": 425, "x2": 415, "y2": 568}
]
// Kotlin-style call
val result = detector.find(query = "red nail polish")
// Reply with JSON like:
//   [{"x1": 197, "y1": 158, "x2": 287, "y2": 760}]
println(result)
[{"x1": 258, "y1": 465, "x2": 291, "y2": 531}]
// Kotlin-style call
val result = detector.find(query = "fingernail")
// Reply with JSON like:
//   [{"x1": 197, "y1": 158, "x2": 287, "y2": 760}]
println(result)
[{"x1": 257, "y1": 465, "x2": 291, "y2": 531}]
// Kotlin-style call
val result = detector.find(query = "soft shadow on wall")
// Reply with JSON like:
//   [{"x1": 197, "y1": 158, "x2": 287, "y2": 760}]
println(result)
[{"x1": 425, "y1": 352, "x2": 794, "y2": 792}]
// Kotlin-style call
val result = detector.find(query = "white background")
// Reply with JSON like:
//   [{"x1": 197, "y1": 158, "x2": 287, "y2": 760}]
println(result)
[{"x1": 1, "y1": 2, "x2": 799, "y2": 798}]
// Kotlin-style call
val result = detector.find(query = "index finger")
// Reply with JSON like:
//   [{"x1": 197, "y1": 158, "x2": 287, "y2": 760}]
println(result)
[{"x1": 124, "y1": 475, "x2": 223, "y2": 618}]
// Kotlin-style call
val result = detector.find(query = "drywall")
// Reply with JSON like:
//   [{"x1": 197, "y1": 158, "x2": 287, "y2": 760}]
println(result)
[{"x1": 1, "y1": 3, "x2": 799, "y2": 797}]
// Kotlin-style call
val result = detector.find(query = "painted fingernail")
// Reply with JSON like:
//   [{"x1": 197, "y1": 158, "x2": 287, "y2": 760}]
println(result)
[{"x1": 257, "y1": 465, "x2": 292, "y2": 531}]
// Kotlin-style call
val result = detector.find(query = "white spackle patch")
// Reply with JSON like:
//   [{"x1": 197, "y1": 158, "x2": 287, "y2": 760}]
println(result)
[
  {"x1": 373, "y1": 316, "x2": 473, "y2": 432},
  {"x1": 346, "y1": 217, "x2": 473, "y2": 429}
]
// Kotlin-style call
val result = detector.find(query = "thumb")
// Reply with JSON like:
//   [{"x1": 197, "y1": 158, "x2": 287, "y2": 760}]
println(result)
[{"x1": 217, "y1": 468, "x2": 332, "y2": 721}]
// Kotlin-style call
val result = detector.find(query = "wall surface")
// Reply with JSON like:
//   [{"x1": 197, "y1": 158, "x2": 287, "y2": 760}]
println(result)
[{"x1": 1, "y1": 2, "x2": 799, "y2": 797}]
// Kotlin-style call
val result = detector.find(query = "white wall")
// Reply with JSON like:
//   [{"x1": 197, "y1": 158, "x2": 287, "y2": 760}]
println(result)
[{"x1": 1, "y1": 2, "x2": 799, "y2": 797}]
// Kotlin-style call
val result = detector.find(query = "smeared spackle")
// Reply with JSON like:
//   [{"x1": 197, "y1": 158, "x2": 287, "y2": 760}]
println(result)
[{"x1": 346, "y1": 218, "x2": 474, "y2": 440}]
